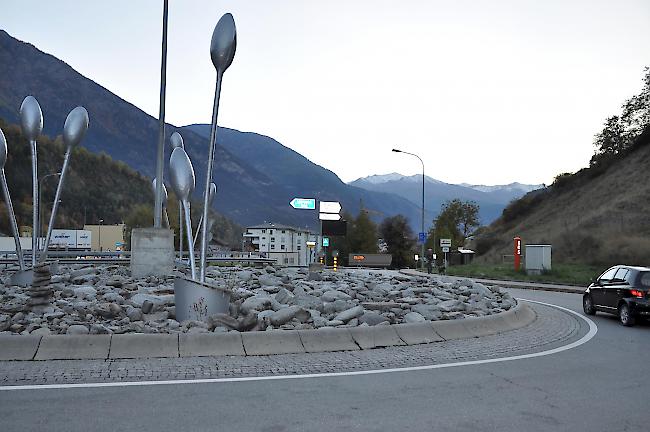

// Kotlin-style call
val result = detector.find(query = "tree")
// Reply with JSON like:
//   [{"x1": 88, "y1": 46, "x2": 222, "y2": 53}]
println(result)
[
  {"x1": 379, "y1": 214, "x2": 415, "y2": 269},
  {"x1": 426, "y1": 199, "x2": 480, "y2": 255},
  {"x1": 348, "y1": 208, "x2": 379, "y2": 254}
]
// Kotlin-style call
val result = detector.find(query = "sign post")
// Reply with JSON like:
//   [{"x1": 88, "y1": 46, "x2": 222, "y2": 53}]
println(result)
[{"x1": 440, "y1": 238, "x2": 451, "y2": 269}]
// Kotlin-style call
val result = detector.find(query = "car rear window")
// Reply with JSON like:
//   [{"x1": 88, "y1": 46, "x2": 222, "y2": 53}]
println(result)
[{"x1": 639, "y1": 272, "x2": 650, "y2": 287}]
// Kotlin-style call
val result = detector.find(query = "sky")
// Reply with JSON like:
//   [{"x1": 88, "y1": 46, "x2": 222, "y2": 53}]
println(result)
[{"x1": 2, "y1": 0, "x2": 649, "y2": 186}]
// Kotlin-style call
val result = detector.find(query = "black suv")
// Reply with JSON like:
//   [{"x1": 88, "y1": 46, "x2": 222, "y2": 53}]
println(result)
[{"x1": 583, "y1": 265, "x2": 650, "y2": 326}]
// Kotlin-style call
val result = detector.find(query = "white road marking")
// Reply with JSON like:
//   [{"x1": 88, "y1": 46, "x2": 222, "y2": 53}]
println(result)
[{"x1": 0, "y1": 299, "x2": 597, "y2": 392}]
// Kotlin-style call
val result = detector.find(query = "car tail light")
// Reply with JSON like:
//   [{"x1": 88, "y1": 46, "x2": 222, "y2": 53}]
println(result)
[{"x1": 630, "y1": 289, "x2": 644, "y2": 298}]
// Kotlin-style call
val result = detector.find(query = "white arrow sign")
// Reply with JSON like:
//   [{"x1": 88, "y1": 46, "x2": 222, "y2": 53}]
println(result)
[
  {"x1": 319, "y1": 201, "x2": 341, "y2": 214},
  {"x1": 319, "y1": 212, "x2": 341, "y2": 221}
]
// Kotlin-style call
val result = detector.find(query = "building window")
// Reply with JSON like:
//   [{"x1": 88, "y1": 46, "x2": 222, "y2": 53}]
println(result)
[
  {"x1": 270, "y1": 237, "x2": 275, "y2": 242},
  {"x1": 269, "y1": 229, "x2": 273, "y2": 234},
  {"x1": 262, "y1": 236, "x2": 266, "y2": 240},
  {"x1": 281, "y1": 245, "x2": 285, "y2": 250},
  {"x1": 297, "y1": 245, "x2": 301, "y2": 250},
  {"x1": 290, "y1": 258, "x2": 294, "y2": 264},
  {"x1": 262, "y1": 229, "x2": 266, "y2": 233},
  {"x1": 281, "y1": 230, "x2": 286, "y2": 233},
  {"x1": 261, "y1": 244, "x2": 266, "y2": 248},
  {"x1": 298, "y1": 232, "x2": 302, "y2": 237},
  {"x1": 271, "y1": 244, "x2": 275, "y2": 250},
  {"x1": 284, "y1": 258, "x2": 289, "y2": 264}
]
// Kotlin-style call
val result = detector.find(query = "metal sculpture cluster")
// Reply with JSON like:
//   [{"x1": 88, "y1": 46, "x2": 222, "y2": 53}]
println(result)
[
  {"x1": 2, "y1": 11, "x2": 237, "y2": 290},
  {"x1": 168, "y1": 12, "x2": 236, "y2": 284},
  {"x1": 0, "y1": 96, "x2": 89, "y2": 283}
]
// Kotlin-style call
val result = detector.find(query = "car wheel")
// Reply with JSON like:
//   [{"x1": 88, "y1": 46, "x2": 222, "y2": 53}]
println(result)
[
  {"x1": 618, "y1": 303, "x2": 636, "y2": 327},
  {"x1": 583, "y1": 295, "x2": 596, "y2": 315}
]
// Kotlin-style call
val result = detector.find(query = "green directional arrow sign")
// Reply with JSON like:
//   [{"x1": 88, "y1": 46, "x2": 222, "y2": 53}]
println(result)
[{"x1": 289, "y1": 197, "x2": 316, "y2": 210}]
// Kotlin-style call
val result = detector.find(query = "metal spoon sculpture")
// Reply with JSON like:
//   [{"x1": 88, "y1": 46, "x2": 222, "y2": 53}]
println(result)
[
  {"x1": 199, "y1": 13, "x2": 236, "y2": 282},
  {"x1": 169, "y1": 147, "x2": 196, "y2": 279},
  {"x1": 170, "y1": 132, "x2": 185, "y2": 262},
  {"x1": 41, "y1": 107, "x2": 89, "y2": 262},
  {"x1": 193, "y1": 182, "x2": 216, "y2": 247},
  {"x1": 19, "y1": 96, "x2": 43, "y2": 266},
  {"x1": 0, "y1": 127, "x2": 26, "y2": 270},
  {"x1": 152, "y1": 178, "x2": 170, "y2": 228}
]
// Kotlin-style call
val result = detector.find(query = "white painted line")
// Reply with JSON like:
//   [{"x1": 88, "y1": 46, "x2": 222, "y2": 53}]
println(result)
[{"x1": 0, "y1": 299, "x2": 597, "y2": 392}]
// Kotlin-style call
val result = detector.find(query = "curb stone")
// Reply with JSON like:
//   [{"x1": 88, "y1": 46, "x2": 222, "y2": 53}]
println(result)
[{"x1": 0, "y1": 304, "x2": 536, "y2": 360}]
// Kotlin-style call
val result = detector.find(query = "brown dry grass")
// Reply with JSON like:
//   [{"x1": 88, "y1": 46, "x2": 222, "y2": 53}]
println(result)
[{"x1": 475, "y1": 142, "x2": 650, "y2": 267}]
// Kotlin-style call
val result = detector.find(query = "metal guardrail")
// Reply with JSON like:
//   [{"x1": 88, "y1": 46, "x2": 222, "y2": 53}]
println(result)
[{"x1": 0, "y1": 251, "x2": 277, "y2": 267}]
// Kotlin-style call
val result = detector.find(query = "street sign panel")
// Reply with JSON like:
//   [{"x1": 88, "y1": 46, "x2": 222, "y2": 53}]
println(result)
[
  {"x1": 322, "y1": 237, "x2": 330, "y2": 247},
  {"x1": 319, "y1": 201, "x2": 341, "y2": 214},
  {"x1": 440, "y1": 238, "x2": 452, "y2": 247},
  {"x1": 322, "y1": 220, "x2": 347, "y2": 236},
  {"x1": 442, "y1": 246, "x2": 450, "y2": 253},
  {"x1": 319, "y1": 212, "x2": 341, "y2": 221},
  {"x1": 418, "y1": 232, "x2": 426, "y2": 243},
  {"x1": 289, "y1": 198, "x2": 316, "y2": 210}
]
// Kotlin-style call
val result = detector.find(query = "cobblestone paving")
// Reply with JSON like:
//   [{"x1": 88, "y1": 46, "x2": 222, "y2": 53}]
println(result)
[{"x1": 0, "y1": 302, "x2": 587, "y2": 386}]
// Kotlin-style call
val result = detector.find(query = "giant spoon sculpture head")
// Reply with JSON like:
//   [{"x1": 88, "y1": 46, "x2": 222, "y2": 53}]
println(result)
[
  {"x1": 199, "y1": 13, "x2": 237, "y2": 282},
  {"x1": 41, "y1": 107, "x2": 89, "y2": 262},
  {"x1": 0, "y1": 128, "x2": 25, "y2": 270},
  {"x1": 20, "y1": 96, "x2": 43, "y2": 143},
  {"x1": 20, "y1": 95, "x2": 44, "y2": 266},
  {"x1": 169, "y1": 147, "x2": 196, "y2": 279}
]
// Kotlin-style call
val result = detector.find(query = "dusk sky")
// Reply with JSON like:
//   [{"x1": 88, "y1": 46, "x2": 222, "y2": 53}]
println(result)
[{"x1": 2, "y1": 0, "x2": 649, "y2": 186}]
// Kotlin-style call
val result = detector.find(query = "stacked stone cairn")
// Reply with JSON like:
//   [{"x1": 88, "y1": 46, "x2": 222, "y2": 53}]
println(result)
[{"x1": 28, "y1": 262, "x2": 53, "y2": 308}]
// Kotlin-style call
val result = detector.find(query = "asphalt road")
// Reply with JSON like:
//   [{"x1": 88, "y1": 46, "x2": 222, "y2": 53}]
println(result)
[{"x1": 1, "y1": 288, "x2": 648, "y2": 432}]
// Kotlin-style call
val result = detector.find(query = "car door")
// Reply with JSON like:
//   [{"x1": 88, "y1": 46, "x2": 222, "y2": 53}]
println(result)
[
  {"x1": 592, "y1": 267, "x2": 617, "y2": 308},
  {"x1": 604, "y1": 268, "x2": 631, "y2": 309}
]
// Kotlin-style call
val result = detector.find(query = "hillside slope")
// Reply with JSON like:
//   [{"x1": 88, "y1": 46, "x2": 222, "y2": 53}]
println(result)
[{"x1": 476, "y1": 130, "x2": 650, "y2": 265}]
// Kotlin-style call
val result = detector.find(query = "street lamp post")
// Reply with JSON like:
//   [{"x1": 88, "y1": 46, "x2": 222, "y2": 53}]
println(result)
[
  {"x1": 98, "y1": 219, "x2": 104, "y2": 252},
  {"x1": 38, "y1": 172, "x2": 61, "y2": 250},
  {"x1": 392, "y1": 149, "x2": 425, "y2": 271}
]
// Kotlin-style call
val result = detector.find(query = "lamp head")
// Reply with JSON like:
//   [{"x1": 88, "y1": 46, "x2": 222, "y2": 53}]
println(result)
[
  {"x1": 392, "y1": 149, "x2": 401, "y2": 153},
  {"x1": 170, "y1": 132, "x2": 184, "y2": 150}
]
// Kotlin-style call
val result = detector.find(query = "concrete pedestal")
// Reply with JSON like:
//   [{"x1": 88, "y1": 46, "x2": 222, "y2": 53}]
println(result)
[{"x1": 130, "y1": 228, "x2": 174, "y2": 279}]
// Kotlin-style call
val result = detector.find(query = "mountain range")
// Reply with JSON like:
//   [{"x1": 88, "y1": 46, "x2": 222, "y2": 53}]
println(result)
[
  {"x1": 0, "y1": 29, "x2": 539, "y2": 233},
  {"x1": 349, "y1": 173, "x2": 542, "y2": 224}
]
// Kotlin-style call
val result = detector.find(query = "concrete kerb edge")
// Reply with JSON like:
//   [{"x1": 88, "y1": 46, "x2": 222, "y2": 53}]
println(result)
[{"x1": 1, "y1": 304, "x2": 536, "y2": 361}]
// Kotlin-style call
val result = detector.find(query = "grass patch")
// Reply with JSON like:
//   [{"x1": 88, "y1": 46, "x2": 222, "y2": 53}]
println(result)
[{"x1": 439, "y1": 263, "x2": 603, "y2": 286}]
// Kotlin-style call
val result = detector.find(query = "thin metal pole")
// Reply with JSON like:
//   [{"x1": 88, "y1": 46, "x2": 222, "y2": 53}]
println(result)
[
  {"x1": 421, "y1": 161, "x2": 425, "y2": 271},
  {"x1": 41, "y1": 153, "x2": 71, "y2": 261},
  {"x1": 0, "y1": 171, "x2": 25, "y2": 270},
  {"x1": 30, "y1": 139, "x2": 38, "y2": 266},
  {"x1": 199, "y1": 74, "x2": 222, "y2": 282},
  {"x1": 178, "y1": 204, "x2": 183, "y2": 261},
  {"x1": 153, "y1": 0, "x2": 169, "y2": 228},
  {"x1": 183, "y1": 201, "x2": 196, "y2": 279}
]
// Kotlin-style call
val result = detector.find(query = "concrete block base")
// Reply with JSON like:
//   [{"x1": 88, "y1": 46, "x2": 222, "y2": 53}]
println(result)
[
  {"x1": 349, "y1": 325, "x2": 405, "y2": 349},
  {"x1": 35, "y1": 335, "x2": 110, "y2": 360},
  {"x1": 130, "y1": 228, "x2": 174, "y2": 279},
  {"x1": 179, "y1": 333, "x2": 245, "y2": 357},
  {"x1": 298, "y1": 328, "x2": 359, "y2": 352},
  {"x1": 0, "y1": 335, "x2": 41, "y2": 360},
  {"x1": 242, "y1": 330, "x2": 305, "y2": 355},
  {"x1": 109, "y1": 334, "x2": 178, "y2": 359}
]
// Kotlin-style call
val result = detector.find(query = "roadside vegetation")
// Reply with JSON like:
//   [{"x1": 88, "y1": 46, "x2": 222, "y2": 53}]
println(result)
[{"x1": 441, "y1": 263, "x2": 602, "y2": 286}]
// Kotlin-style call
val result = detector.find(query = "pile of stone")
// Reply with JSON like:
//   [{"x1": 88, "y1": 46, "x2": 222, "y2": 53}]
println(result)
[
  {"x1": 28, "y1": 262, "x2": 53, "y2": 309},
  {"x1": 0, "y1": 264, "x2": 516, "y2": 336}
]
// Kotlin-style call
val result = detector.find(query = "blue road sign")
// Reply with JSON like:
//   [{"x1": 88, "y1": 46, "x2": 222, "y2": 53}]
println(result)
[
  {"x1": 289, "y1": 197, "x2": 316, "y2": 210},
  {"x1": 322, "y1": 237, "x2": 330, "y2": 247},
  {"x1": 418, "y1": 232, "x2": 426, "y2": 243}
]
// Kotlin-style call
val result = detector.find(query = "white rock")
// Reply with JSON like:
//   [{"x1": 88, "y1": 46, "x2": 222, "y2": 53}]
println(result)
[
  {"x1": 334, "y1": 305, "x2": 364, "y2": 323},
  {"x1": 404, "y1": 312, "x2": 426, "y2": 323}
]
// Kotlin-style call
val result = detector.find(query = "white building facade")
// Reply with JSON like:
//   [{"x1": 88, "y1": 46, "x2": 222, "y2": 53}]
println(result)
[{"x1": 242, "y1": 223, "x2": 318, "y2": 267}]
